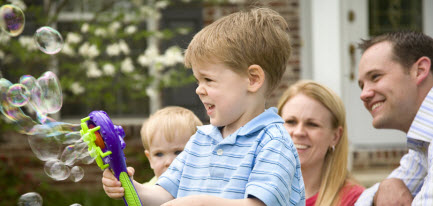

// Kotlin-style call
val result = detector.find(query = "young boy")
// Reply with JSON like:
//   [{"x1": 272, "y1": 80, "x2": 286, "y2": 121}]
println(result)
[
  {"x1": 140, "y1": 106, "x2": 203, "y2": 185},
  {"x1": 102, "y1": 8, "x2": 305, "y2": 206}
]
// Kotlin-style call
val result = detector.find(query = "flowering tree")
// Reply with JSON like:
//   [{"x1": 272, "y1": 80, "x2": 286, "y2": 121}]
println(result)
[{"x1": 0, "y1": 0, "x2": 246, "y2": 117}]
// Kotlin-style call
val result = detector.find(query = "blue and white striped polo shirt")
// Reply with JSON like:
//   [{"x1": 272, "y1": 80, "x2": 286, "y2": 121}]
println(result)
[{"x1": 157, "y1": 107, "x2": 305, "y2": 206}]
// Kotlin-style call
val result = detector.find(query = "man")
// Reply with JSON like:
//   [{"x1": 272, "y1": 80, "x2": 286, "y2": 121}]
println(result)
[{"x1": 355, "y1": 31, "x2": 433, "y2": 206}]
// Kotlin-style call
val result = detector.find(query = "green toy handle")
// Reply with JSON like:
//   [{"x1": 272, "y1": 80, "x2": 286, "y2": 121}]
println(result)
[{"x1": 119, "y1": 172, "x2": 142, "y2": 206}]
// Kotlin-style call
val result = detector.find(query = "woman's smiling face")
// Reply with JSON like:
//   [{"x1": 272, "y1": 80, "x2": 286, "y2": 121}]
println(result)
[{"x1": 280, "y1": 94, "x2": 339, "y2": 169}]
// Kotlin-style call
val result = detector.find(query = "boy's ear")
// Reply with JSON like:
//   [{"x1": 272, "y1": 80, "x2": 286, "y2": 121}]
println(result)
[
  {"x1": 247, "y1": 64, "x2": 265, "y2": 92},
  {"x1": 145, "y1": 150, "x2": 151, "y2": 160}
]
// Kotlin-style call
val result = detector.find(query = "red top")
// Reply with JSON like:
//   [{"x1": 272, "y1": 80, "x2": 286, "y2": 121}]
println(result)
[{"x1": 306, "y1": 183, "x2": 365, "y2": 206}]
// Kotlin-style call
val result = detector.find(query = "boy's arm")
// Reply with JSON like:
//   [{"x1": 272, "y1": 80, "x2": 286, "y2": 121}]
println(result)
[
  {"x1": 102, "y1": 167, "x2": 174, "y2": 206},
  {"x1": 160, "y1": 195, "x2": 265, "y2": 206}
]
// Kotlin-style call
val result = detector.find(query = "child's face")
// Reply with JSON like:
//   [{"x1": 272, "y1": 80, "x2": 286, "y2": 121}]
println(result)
[
  {"x1": 145, "y1": 131, "x2": 189, "y2": 178},
  {"x1": 192, "y1": 61, "x2": 250, "y2": 130}
]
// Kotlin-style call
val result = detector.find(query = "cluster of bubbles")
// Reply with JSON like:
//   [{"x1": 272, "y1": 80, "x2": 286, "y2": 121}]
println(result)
[
  {"x1": 0, "y1": 72, "x2": 94, "y2": 182},
  {"x1": 0, "y1": 2, "x2": 89, "y2": 182},
  {"x1": 1, "y1": 3, "x2": 95, "y2": 205},
  {"x1": 0, "y1": 4, "x2": 64, "y2": 54},
  {"x1": 18, "y1": 192, "x2": 82, "y2": 206}
]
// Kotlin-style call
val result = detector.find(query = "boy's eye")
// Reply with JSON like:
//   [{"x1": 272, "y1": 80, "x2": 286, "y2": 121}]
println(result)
[
  {"x1": 204, "y1": 78, "x2": 212, "y2": 82},
  {"x1": 174, "y1": 150, "x2": 183, "y2": 155},
  {"x1": 154, "y1": 152, "x2": 163, "y2": 157}
]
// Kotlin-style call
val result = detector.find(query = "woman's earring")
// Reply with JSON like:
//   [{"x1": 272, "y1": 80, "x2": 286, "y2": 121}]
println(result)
[{"x1": 331, "y1": 145, "x2": 335, "y2": 152}]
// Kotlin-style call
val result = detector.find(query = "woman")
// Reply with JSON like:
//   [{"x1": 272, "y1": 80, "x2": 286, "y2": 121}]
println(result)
[{"x1": 277, "y1": 80, "x2": 364, "y2": 206}]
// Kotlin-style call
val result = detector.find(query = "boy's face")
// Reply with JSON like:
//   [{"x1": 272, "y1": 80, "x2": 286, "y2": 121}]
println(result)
[
  {"x1": 145, "y1": 130, "x2": 189, "y2": 178},
  {"x1": 192, "y1": 61, "x2": 251, "y2": 130}
]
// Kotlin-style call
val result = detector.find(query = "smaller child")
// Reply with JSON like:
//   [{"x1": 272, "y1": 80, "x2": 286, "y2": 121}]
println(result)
[{"x1": 140, "y1": 106, "x2": 203, "y2": 185}]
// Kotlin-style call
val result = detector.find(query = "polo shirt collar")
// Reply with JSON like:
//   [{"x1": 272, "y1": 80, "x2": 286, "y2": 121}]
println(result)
[{"x1": 196, "y1": 107, "x2": 284, "y2": 144}]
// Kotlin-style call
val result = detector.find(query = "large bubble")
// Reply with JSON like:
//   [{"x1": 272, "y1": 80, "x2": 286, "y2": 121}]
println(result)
[
  {"x1": 17, "y1": 192, "x2": 42, "y2": 206},
  {"x1": 0, "y1": 4, "x2": 25, "y2": 37},
  {"x1": 44, "y1": 159, "x2": 70, "y2": 181},
  {"x1": 6, "y1": 83, "x2": 30, "y2": 107},
  {"x1": 70, "y1": 166, "x2": 84, "y2": 182},
  {"x1": 34, "y1": 26, "x2": 64, "y2": 54}
]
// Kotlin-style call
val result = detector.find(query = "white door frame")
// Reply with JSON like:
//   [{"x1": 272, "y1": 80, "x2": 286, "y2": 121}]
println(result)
[{"x1": 300, "y1": 0, "x2": 433, "y2": 147}]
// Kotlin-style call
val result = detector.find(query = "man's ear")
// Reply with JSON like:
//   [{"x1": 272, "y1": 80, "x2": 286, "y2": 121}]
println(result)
[
  {"x1": 247, "y1": 64, "x2": 265, "y2": 92},
  {"x1": 413, "y1": 56, "x2": 432, "y2": 85}
]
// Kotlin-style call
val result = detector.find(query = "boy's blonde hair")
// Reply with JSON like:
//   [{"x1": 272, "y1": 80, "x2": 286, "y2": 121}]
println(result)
[
  {"x1": 185, "y1": 7, "x2": 292, "y2": 93},
  {"x1": 140, "y1": 106, "x2": 203, "y2": 151}
]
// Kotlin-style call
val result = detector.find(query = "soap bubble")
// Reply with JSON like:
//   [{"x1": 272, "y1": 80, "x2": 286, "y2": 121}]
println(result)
[
  {"x1": 45, "y1": 160, "x2": 70, "y2": 181},
  {"x1": 6, "y1": 83, "x2": 30, "y2": 107},
  {"x1": 17, "y1": 192, "x2": 42, "y2": 206},
  {"x1": 0, "y1": 4, "x2": 25, "y2": 37},
  {"x1": 37, "y1": 71, "x2": 62, "y2": 114},
  {"x1": 70, "y1": 204, "x2": 82, "y2": 206},
  {"x1": 34, "y1": 26, "x2": 63, "y2": 54},
  {"x1": 70, "y1": 166, "x2": 84, "y2": 182},
  {"x1": 28, "y1": 135, "x2": 61, "y2": 161}
]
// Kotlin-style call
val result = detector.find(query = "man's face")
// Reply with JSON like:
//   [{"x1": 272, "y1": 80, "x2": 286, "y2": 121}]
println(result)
[{"x1": 358, "y1": 41, "x2": 418, "y2": 132}]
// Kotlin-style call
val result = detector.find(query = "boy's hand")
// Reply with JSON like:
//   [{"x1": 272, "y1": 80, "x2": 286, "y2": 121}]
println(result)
[{"x1": 102, "y1": 167, "x2": 135, "y2": 199}]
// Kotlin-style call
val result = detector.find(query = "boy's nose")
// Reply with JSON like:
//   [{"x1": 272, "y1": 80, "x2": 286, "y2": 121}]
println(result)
[{"x1": 196, "y1": 84, "x2": 206, "y2": 96}]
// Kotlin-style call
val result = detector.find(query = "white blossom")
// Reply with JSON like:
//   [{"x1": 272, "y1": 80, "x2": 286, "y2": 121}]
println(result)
[
  {"x1": 155, "y1": 1, "x2": 169, "y2": 9},
  {"x1": 177, "y1": 28, "x2": 189, "y2": 35},
  {"x1": 70, "y1": 82, "x2": 85, "y2": 95},
  {"x1": 146, "y1": 87, "x2": 157, "y2": 99},
  {"x1": 106, "y1": 43, "x2": 121, "y2": 56},
  {"x1": 79, "y1": 42, "x2": 99, "y2": 59},
  {"x1": 118, "y1": 40, "x2": 130, "y2": 55},
  {"x1": 0, "y1": 33, "x2": 10, "y2": 45},
  {"x1": 61, "y1": 43, "x2": 75, "y2": 56},
  {"x1": 81, "y1": 23, "x2": 89, "y2": 33},
  {"x1": 137, "y1": 54, "x2": 150, "y2": 67},
  {"x1": 9, "y1": 0, "x2": 27, "y2": 11},
  {"x1": 94, "y1": 28, "x2": 107, "y2": 37},
  {"x1": 121, "y1": 57, "x2": 134, "y2": 73},
  {"x1": 87, "y1": 44, "x2": 100, "y2": 58},
  {"x1": 125, "y1": 25, "x2": 137, "y2": 34},
  {"x1": 85, "y1": 61, "x2": 102, "y2": 78},
  {"x1": 109, "y1": 21, "x2": 121, "y2": 34},
  {"x1": 162, "y1": 46, "x2": 184, "y2": 66},
  {"x1": 66, "y1": 32, "x2": 82, "y2": 44},
  {"x1": 103, "y1": 63, "x2": 116, "y2": 76},
  {"x1": 19, "y1": 36, "x2": 37, "y2": 51}
]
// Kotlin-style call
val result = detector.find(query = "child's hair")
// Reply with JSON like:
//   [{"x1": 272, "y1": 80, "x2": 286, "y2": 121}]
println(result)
[
  {"x1": 184, "y1": 7, "x2": 292, "y2": 93},
  {"x1": 140, "y1": 106, "x2": 203, "y2": 151}
]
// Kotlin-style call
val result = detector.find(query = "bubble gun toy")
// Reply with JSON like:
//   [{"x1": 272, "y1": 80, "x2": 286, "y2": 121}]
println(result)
[{"x1": 80, "y1": 110, "x2": 142, "y2": 206}]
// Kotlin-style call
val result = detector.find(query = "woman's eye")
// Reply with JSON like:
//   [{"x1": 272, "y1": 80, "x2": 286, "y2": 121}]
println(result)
[
  {"x1": 307, "y1": 122, "x2": 319, "y2": 127},
  {"x1": 285, "y1": 120, "x2": 296, "y2": 125}
]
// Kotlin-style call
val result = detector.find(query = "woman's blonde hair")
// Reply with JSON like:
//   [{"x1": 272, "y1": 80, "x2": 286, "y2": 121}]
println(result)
[
  {"x1": 140, "y1": 106, "x2": 203, "y2": 151},
  {"x1": 277, "y1": 80, "x2": 350, "y2": 206}
]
